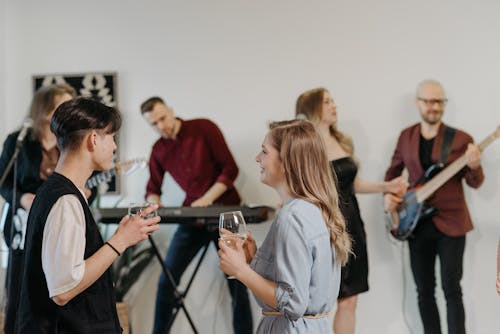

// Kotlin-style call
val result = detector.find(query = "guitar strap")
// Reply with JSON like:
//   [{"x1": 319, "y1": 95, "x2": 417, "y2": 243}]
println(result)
[
  {"x1": 440, "y1": 126, "x2": 456, "y2": 165},
  {"x1": 411, "y1": 126, "x2": 456, "y2": 188},
  {"x1": 412, "y1": 126, "x2": 457, "y2": 228}
]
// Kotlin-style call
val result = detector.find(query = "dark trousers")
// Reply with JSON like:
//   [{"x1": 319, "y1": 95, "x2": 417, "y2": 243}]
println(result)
[
  {"x1": 408, "y1": 221, "x2": 466, "y2": 334},
  {"x1": 152, "y1": 225, "x2": 253, "y2": 334}
]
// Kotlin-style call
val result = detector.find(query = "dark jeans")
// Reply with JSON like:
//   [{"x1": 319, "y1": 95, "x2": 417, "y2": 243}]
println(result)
[
  {"x1": 152, "y1": 225, "x2": 253, "y2": 334},
  {"x1": 408, "y1": 221, "x2": 466, "y2": 334}
]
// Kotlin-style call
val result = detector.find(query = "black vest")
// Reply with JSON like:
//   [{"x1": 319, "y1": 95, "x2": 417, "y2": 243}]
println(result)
[{"x1": 16, "y1": 173, "x2": 121, "y2": 333}]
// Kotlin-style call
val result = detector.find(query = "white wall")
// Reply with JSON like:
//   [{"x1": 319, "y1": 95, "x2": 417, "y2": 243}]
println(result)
[
  {"x1": 3, "y1": 0, "x2": 500, "y2": 333},
  {"x1": 0, "y1": 0, "x2": 7, "y2": 300},
  {"x1": 0, "y1": 0, "x2": 6, "y2": 135}
]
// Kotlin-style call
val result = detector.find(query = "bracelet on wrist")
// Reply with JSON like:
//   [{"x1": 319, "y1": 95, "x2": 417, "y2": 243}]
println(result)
[{"x1": 105, "y1": 241, "x2": 121, "y2": 256}]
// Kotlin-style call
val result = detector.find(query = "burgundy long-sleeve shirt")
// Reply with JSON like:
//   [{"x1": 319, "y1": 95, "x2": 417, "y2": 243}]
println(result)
[{"x1": 146, "y1": 118, "x2": 241, "y2": 206}]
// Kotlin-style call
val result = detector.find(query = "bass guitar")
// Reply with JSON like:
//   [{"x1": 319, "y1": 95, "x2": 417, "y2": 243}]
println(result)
[
  {"x1": 387, "y1": 126, "x2": 499, "y2": 240},
  {"x1": 5, "y1": 157, "x2": 147, "y2": 250}
]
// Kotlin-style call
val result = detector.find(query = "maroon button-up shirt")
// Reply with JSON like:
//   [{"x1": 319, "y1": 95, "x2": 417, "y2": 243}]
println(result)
[{"x1": 146, "y1": 118, "x2": 241, "y2": 205}]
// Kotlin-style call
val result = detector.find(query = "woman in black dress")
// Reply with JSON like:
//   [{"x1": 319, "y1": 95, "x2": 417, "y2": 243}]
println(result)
[{"x1": 296, "y1": 87, "x2": 407, "y2": 334}]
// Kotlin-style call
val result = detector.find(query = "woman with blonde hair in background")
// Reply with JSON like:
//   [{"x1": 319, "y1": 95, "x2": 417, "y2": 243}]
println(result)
[
  {"x1": 0, "y1": 83, "x2": 78, "y2": 333},
  {"x1": 296, "y1": 87, "x2": 407, "y2": 334},
  {"x1": 218, "y1": 119, "x2": 351, "y2": 333}
]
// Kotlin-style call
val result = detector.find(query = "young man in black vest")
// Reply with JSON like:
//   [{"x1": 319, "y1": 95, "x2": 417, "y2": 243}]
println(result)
[{"x1": 15, "y1": 97, "x2": 160, "y2": 333}]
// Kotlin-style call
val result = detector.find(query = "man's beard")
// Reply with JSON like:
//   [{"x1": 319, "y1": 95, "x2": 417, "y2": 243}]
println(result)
[{"x1": 421, "y1": 111, "x2": 442, "y2": 125}]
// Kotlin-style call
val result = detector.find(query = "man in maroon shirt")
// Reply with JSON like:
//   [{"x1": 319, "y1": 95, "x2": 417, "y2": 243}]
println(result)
[
  {"x1": 140, "y1": 97, "x2": 252, "y2": 334},
  {"x1": 384, "y1": 80, "x2": 483, "y2": 334}
]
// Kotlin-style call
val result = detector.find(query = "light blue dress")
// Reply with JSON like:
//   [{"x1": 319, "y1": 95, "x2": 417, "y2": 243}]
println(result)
[{"x1": 250, "y1": 198, "x2": 341, "y2": 333}]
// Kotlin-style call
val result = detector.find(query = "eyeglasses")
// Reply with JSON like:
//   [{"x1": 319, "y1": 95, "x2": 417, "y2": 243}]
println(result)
[{"x1": 417, "y1": 97, "x2": 448, "y2": 106}]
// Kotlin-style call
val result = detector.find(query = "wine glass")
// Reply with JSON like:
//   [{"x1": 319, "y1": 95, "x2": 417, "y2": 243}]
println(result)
[{"x1": 219, "y1": 211, "x2": 247, "y2": 279}]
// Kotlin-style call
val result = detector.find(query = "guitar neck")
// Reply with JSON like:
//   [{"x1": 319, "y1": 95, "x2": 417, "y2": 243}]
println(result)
[
  {"x1": 416, "y1": 156, "x2": 467, "y2": 201},
  {"x1": 415, "y1": 132, "x2": 497, "y2": 202},
  {"x1": 86, "y1": 168, "x2": 117, "y2": 189}
]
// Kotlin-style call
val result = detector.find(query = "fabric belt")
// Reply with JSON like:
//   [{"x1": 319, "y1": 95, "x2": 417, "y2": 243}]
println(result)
[{"x1": 261, "y1": 310, "x2": 330, "y2": 319}]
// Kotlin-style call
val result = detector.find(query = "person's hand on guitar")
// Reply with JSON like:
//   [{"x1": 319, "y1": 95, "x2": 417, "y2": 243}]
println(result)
[
  {"x1": 382, "y1": 176, "x2": 408, "y2": 214},
  {"x1": 384, "y1": 176, "x2": 408, "y2": 196},
  {"x1": 465, "y1": 143, "x2": 481, "y2": 170},
  {"x1": 383, "y1": 193, "x2": 403, "y2": 213}
]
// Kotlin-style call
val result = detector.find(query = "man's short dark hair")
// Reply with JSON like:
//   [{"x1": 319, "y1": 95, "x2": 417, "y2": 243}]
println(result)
[
  {"x1": 140, "y1": 96, "x2": 165, "y2": 114},
  {"x1": 50, "y1": 97, "x2": 122, "y2": 151}
]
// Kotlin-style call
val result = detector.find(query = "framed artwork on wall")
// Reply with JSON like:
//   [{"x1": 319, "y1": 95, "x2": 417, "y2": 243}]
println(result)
[{"x1": 33, "y1": 72, "x2": 120, "y2": 194}]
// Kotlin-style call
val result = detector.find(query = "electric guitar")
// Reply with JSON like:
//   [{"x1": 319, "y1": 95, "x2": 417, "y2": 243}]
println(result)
[
  {"x1": 3, "y1": 157, "x2": 147, "y2": 250},
  {"x1": 86, "y1": 157, "x2": 147, "y2": 189},
  {"x1": 386, "y1": 126, "x2": 500, "y2": 241}
]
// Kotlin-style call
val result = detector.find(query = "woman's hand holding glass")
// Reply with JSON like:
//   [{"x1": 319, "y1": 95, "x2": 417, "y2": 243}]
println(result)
[
  {"x1": 242, "y1": 231, "x2": 257, "y2": 264},
  {"x1": 218, "y1": 211, "x2": 256, "y2": 279},
  {"x1": 219, "y1": 211, "x2": 247, "y2": 247},
  {"x1": 108, "y1": 203, "x2": 161, "y2": 253},
  {"x1": 218, "y1": 235, "x2": 250, "y2": 280}
]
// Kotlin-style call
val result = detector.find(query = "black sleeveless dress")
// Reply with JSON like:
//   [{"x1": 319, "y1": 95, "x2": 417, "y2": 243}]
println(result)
[{"x1": 330, "y1": 157, "x2": 369, "y2": 298}]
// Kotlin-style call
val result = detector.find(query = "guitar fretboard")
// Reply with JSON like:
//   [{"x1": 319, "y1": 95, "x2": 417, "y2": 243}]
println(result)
[
  {"x1": 415, "y1": 131, "x2": 498, "y2": 202},
  {"x1": 86, "y1": 168, "x2": 117, "y2": 189}
]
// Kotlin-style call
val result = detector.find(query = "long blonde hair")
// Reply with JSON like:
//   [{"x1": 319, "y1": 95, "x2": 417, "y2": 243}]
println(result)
[
  {"x1": 29, "y1": 83, "x2": 76, "y2": 140},
  {"x1": 268, "y1": 120, "x2": 351, "y2": 265},
  {"x1": 295, "y1": 87, "x2": 354, "y2": 156}
]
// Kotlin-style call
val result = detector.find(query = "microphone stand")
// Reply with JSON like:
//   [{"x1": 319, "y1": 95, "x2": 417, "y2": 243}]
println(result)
[
  {"x1": 0, "y1": 119, "x2": 32, "y2": 196},
  {"x1": 0, "y1": 141, "x2": 24, "y2": 191},
  {"x1": 0, "y1": 139, "x2": 26, "y2": 334},
  {"x1": 0, "y1": 139, "x2": 25, "y2": 245}
]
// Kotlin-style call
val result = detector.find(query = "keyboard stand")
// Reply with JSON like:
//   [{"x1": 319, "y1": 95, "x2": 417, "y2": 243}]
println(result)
[
  {"x1": 148, "y1": 235, "x2": 210, "y2": 334},
  {"x1": 93, "y1": 206, "x2": 273, "y2": 333}
]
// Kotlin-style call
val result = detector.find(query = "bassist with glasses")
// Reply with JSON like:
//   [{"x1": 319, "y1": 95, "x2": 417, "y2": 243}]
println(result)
[{"x1": 383, "y1": 79, "x2": 484, "y2": 334}]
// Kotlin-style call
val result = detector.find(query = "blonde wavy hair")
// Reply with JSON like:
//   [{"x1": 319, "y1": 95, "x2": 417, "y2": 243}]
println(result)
[
  {"x1": 295, "y1": 87, "x2": 354, "y2": 156},
  {"x1": 29, "y1": 83, "x2": 76, "y2": 141},
  {"x1": 268, "y1": 120, "x2": 351, "y2": 265}
]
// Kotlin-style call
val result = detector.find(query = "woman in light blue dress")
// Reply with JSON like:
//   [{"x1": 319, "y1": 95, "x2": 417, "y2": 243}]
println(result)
[
  {"x1": 295, "y1": 87, "x2": 407, "y2": 334},
  {"x1": 218, "y1": 120, "x2": 351, "y2": 333}
]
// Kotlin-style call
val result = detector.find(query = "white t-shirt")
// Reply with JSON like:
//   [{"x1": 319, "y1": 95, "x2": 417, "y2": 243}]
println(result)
[{"x1": 41, "y1": 191, "x2": 87, "y2": 297}]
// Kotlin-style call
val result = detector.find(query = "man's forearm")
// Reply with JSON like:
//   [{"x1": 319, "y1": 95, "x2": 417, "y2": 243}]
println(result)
[{"x1": 203, "y1": 182, "x2": 227, "y2": 202}]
